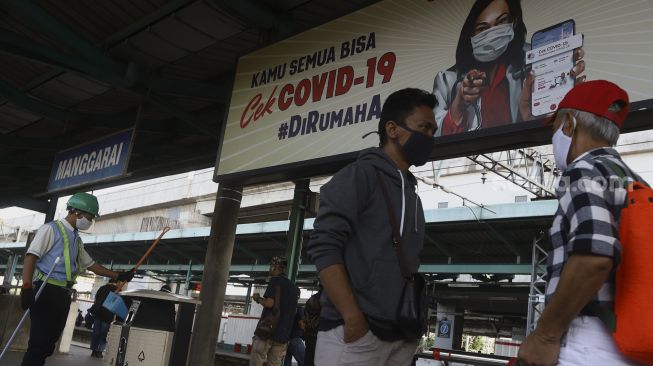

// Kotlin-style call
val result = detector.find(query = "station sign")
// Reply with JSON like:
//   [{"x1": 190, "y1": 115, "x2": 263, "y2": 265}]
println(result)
[{"x1": 47, "y1": 129, "x2": 134, "y2": 192}]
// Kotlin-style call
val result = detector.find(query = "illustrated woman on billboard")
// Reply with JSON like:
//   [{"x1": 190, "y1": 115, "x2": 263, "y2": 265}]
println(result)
[{"x1": 432, "y1": 0, "x2": 585, "y2": 136}]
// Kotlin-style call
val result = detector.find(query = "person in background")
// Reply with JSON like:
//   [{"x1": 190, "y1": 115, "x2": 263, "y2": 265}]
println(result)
[
  {"x1": 250, "y1": 256, "x2": 299, "y2": 366},
  {"x1": 159, "y1": 283, "x2": 177, "y2": 330},
  {"x1": 84, "y1": 311, "x2": 94, "y2": 330},
  {"x1": 89, "y1": 279, "x2": 118, "y2": 358},
  {"x1": 19, "y1": 192, "x2": 135, "y2": 366},
  {"x1": 303, "y1": 286, "x2": 322, "y2": 366},
  {"x1": 284, "y1": 288, "x2": 306, "y2": 366},
  {"x1": 75, "y1": 309, "x2": 83, "y2": 327}
]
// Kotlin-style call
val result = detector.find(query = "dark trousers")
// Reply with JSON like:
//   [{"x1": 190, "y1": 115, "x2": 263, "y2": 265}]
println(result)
[
  {"x1": 284, "y1": 336, "x2": 305, "y2": 366},
  {"x1": 21, "y1": 283, "x2": 71, "y2": 366},
  {"x1": 303, "y1": 334, "x2": 317, "y2": 366},
  {"x1": 90, "y1": 318, "x2": 111, "y2": 352}
]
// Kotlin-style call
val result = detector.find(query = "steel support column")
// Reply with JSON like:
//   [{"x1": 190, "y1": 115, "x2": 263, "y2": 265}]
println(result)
[
  {"x1": 188, "y1": 184, "x2": 242, "y2": 366},
  {"x1": 3, "y1": 255, "x2": 14, "y2": 287},
  {"x1": 244, "y1": 283, "x2": 253, "y2": 315},
  {"x1": 45, "y1": 197, "x2": 58, "y2": 223},
  {"x1": 285, "y1": 179, "x2": 310, "y2": 284},
  {"x1": 526, "y1": 234, "x2": 548, "y2": 335},
  {"x1": 184, "y1": 259, "x2": 192, "y2": 296}
]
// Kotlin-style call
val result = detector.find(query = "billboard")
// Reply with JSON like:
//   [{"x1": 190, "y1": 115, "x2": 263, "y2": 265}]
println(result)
[
  {"x1": 216, "y1": 0, "x2": 653, "y2": 184},
  {"x1": 47, "y1": 129, "x2": 134, "y2": 192}
]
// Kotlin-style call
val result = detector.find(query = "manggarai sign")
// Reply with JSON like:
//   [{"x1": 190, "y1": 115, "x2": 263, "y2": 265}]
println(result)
[{"x1": 47, "y1": 129, "x2": 134, "y2": 192}]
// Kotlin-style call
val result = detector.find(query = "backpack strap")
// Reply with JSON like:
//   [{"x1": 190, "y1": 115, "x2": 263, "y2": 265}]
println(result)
[
  {"x1": 596, "y1": 156, "x2": 629, "y2": 189},
  {"x1": 585, "y1": 156, "x2": 629, "y2": 333},
  {"x1": 585, "y1": 302, "x2": 616, "y2": 333}
]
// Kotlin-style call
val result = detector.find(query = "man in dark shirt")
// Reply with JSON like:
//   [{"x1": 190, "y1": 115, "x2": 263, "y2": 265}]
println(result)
[
  {"x1": 307, "y1": 88, "x2": 436, "y2": 365},
  {"x1": 250, "y1": 256, "x2": 298, "y2": 366}
]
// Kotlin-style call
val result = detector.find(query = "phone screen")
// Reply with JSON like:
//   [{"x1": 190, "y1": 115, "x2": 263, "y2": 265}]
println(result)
[{"x1": 531, "y1": 20, "x2": 575, "y2": 116}]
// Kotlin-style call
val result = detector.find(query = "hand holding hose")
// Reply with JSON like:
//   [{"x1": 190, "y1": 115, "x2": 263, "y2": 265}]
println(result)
[{"x1": 116, "y1": 269, "x2": 136, "y2": 282}]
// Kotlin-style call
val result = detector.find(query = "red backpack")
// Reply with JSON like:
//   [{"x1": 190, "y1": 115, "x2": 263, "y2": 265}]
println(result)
[{"x1": 592, "y1": 159, "x2": 653, "y2": 365}]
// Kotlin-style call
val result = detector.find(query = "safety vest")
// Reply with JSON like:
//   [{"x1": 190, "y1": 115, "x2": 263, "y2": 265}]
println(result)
[{"x1": 34, "y1": 220, "x2": 83, "y2": 288}]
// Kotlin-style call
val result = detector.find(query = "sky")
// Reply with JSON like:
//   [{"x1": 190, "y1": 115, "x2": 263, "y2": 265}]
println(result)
[{"x1": 0, "y1": 207, "x2": 39, "y2": 220}]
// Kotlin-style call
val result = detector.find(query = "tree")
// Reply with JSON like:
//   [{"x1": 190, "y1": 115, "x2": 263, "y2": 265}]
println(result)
[{"x1": 469, "y1": 336, "x2": 484, "y2": 352}]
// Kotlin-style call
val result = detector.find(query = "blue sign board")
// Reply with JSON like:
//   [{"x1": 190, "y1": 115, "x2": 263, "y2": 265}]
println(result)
[
  {"x1": 47, "y1": 129, "x2": 134, "y2": 192},
  {"x1": 438, "y1": 318, "x2": 451, "y2": 338}
]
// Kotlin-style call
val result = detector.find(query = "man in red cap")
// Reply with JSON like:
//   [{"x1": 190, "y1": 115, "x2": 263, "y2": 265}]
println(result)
[{"x1": 518, "y1": 80, "x2": 647, "y2": 365}]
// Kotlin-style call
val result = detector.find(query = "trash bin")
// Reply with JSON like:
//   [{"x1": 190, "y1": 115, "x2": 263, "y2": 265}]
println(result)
[{"x1": 103, "y1": 289, "x2": 199, "y2": 366}]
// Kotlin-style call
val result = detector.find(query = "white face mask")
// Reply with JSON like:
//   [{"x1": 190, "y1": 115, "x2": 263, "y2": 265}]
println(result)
[
  {"x1": 471, "y1": 23, "x2": 515, "y2": 62},
  {"x1": 76, "y1": 216, "x2": 93, "y2": 231},
  {"x1": 552, "y1": 116, "x2": 576, "y2": 171}
]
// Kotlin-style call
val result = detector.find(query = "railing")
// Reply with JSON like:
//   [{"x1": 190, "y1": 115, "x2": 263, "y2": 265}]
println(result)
[{"x1": 417, "y1": 348, "x2": 517, "y2": 366}]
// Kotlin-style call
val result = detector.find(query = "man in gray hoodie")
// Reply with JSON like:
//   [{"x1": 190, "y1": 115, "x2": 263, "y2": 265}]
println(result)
[{"x1": 307, "y1": 88, "x2": 437, "y2": 365}]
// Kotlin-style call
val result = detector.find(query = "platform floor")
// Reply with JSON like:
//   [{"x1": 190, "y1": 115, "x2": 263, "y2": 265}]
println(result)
[
  {"x1": 1, "y1": 343, "x2": 255, "y2": 366},
  {"x1": 0, "y1": 343, "x2": 102, "y2": 366}
]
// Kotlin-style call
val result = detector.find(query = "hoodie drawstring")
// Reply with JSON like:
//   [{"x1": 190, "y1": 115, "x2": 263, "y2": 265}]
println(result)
[
  {"x1": 415, "y1": 191, "x2": 420, "y2": 233},
  {"x1": 397, "y1": 169, "x2": 405, "y2": 236}
]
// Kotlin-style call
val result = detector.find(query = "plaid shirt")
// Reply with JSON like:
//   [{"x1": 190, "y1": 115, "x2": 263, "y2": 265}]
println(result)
[{"x1": 546, "y1": 147, "x2": 647, "y2": 310}]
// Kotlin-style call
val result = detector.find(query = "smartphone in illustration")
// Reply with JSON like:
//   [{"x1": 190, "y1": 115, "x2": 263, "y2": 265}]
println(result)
[{"x1": 530, "y1": 20, "x2": 576, "y2": 117}]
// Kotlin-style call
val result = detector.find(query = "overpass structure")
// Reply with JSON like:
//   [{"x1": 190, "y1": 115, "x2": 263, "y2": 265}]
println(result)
[{"x1": 2, "y1": 200, "x2": 556, "y2": 339}]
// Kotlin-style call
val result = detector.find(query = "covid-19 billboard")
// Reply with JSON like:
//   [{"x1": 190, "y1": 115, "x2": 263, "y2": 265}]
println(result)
[{"x1": 215, "y1": 0, "x2": 653, "y2": 184}]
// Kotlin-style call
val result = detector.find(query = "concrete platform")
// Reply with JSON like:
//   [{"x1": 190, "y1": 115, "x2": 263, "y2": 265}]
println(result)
[{"x1": 0, "y1": 343, "x2": 102, "y2": 366}]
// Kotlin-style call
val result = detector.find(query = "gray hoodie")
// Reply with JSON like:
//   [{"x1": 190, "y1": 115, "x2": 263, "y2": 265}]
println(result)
[{"x1": 307, "y1": 147, "x2": 425, "y2": 340}]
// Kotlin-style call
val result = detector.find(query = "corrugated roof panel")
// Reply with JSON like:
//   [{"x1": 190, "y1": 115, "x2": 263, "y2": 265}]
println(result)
[
  {"x1": 32, "y1": 78, "x2": 97, "y2": 106},
  {"x1": 1, "y1": 103, "x2": 42, "y2": 122},
  {"x1": 0, "y1": 106, "x2": 39, "y2": 134},
  {"x1": 92, "y1": 1, "x2": 138, "y2": 31},
  {"x1": 159, "y1": 30, "x2": 259, "y2": 79},
  {"x1": 0, "y1": 56, "x2": 54, "y2": 89},
  {"x1": 168, "y1": 96, "x2": 217, "y2": 112},
  {"x1": 74, "y1": 88, "x2": 142, "y2": 115},
  {"x1": 56, "y1": 73, "x2": 112, "y2": 95},
  {"x1": 151, "y1": 15, "x2": 216, "y2": 52},
  {"x1": 29, "y1": 85, "x2": 79, "y2": 108},
  {"x1": 141, "y1": 107, "x2": 173, "y2": 121},
  {"x1": 292, "y1": 0, "x2": 376, "y2": 28},
  {"x1": 129, "y1": 30, "x2": 190, "y2": 62},
  {"x1": 36, "y1": 0, "x2": 110, "y2": 44},
  {"x1": 0, "y1": 12, "x2": 66, "y2": 52},
  {"x1": 176, "y1": 1, "x2": 245, "y2": 40},
  {"x1": 111, "y1": 41, "x2": 167, "y2": 68},
  {"x1": 35, "y1": 0, "x2": 170, "y2": 45},
  {"x1": 160, "y1": 55, "x2": 226, "y2": 80}
]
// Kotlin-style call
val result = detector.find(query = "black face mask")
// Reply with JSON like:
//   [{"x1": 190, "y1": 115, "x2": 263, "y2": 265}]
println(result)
[{"x1": 396, "y1": 125, "x2": 435, "y2": 167}]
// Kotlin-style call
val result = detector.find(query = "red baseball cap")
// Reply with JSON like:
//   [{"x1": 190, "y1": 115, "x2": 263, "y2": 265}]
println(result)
[{"x1": 548, "y1": 80, "x2": 630, "y2": 127}]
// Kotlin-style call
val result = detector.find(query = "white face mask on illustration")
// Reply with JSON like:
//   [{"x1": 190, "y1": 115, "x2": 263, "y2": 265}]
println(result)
[
  {"x1": 76, "y1": 216, "x2": 93, "y2": 231},
  {"x1": 471, "y1": 23, "x2": 515, "y2": 62},
  {"x1": 552, "y1": 116, "x2": 576, "y2": 171}
]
